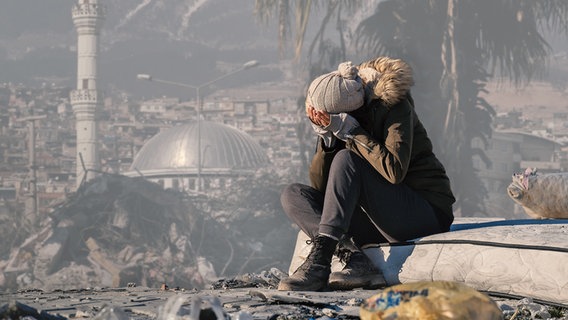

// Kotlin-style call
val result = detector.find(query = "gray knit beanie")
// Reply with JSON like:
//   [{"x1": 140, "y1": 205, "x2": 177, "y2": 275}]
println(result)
[{"x1": 306, "y1": 61, "x2": 364, "y2": 114}]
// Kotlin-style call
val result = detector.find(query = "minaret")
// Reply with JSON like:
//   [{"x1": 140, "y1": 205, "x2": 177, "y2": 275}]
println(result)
[{"x1": 70, "y1": 0, "x2": 105, "y2": 188}]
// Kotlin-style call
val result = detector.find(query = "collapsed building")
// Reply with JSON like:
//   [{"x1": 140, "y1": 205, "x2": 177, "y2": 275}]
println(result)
[
  {"x1": 0, "y1": 173, "x2": 296, "y2": 291},
  {"x1": 0, "y1": 118, "x2": 297, "y2": 291}
]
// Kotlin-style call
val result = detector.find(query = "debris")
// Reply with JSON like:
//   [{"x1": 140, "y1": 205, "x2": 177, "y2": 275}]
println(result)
[
  {"x1": 92, "y1": 304, "x2": 130, "y2": 320},
  {"x1": 85, "y1": 237, "x2": 123, "y2": 287},
  {"x1": 507, "y1": 168, "x2": 568, "y2": 218},
  {"x1": 360, "y1": 281, "x2": 502, "y2": 320},
  {"x1": 498, "y1": 297, "x2": 561, "y2": 320},
  {"x1": 0, "y1": 301, "x2": 67, "y2": 320},
  {"x1": 3, "y1": 282, "x2": 566, "y2": 320},
  {"x1": 1, "y1": 173, "x2": 297, "y2": 292},
  {"x1": 210, "y1": 268, "x2": 284, "y2": 290},
  {"x1": 249, "y1": 290, "x2": 334, "y2": 308}
]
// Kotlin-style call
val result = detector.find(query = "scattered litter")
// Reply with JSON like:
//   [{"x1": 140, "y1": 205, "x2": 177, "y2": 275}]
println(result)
[
  {"x1": 210, "y1": 268, "x2": 284, "y2": 290},
  {"x1": 3, "y1": 281, "x2": 566, "y2": 320},
  {"x1": 360, "y1": 281, "x2": 502, "y2": 320},
  {"x1": 0, "y1": 301, "x2": 67, "y2": 320},
  {"x1": 508, "y1": 168, "x2": 568, "y2": 218},
  {"x1": 93, "y1": 304, "x2": 130, "y2": 320}
]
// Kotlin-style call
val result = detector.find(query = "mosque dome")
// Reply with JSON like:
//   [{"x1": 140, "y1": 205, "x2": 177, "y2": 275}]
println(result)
[{"x1": 129, "y1": 121, "x2": 270, "y2": 177}]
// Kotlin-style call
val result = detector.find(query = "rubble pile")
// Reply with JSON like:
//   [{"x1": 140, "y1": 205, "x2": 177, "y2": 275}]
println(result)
[
  {"x1": 0, "y1": 174, "x2": 296, "y2": 292},
  {"x1": 0, "y1": 200, "x2": 25, "y2": 259},
  {"x1": 2, "y1": 284, "x2": 567, "y2": 320}
]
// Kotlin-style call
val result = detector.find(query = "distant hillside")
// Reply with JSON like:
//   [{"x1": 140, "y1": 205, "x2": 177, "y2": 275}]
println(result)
[
  {"x1": 0, "y1": 0, "x2": 282, "y2": 96},
  {"x1": 1, "y1": 0, "x2": 565, "y2": 99},
  {"x1": 0, "y1": 0, "x2": 276, "y2": 46}
]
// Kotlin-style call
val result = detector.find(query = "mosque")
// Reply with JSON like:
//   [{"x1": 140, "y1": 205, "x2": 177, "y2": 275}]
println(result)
[
  {"x1": 71, "y1": 0, "x2": 270, "y2": 193},
  {"x1": 124, "y1": 121, "x2": 270, "y2": 192}
]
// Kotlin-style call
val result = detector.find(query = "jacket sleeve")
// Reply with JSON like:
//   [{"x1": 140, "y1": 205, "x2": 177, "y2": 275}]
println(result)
[
  {"x1": 309, "y1": 138, "x2": 345, "y2": 192},
  {"x1": 347, "y1": 99, "x2": 413, "y2": 184}
]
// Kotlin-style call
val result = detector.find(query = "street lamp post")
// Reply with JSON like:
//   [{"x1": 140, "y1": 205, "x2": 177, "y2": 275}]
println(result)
[
  {"x1": 17, "y1": 115, "x2": 46, "y2": 225},
  {"x1": 136, "y1": 60, "x2": 259, "y2": 192}
]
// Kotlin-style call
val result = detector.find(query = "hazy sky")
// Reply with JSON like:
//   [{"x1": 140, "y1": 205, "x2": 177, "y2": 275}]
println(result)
[
  {"x1": 0, "y1": 1, "x2": 73, "y2": 37},
  {"x1": 0, "y1": 0, "x2": 565, "y2": 93},
  {"x1": 0, "y1": 0, "x2": 282, "y2": 95}
]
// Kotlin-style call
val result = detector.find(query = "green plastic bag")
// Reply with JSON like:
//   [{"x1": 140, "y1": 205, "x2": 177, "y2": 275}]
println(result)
[{"x1": 360, "y1": 281, "x2": 502, "y2": 320}]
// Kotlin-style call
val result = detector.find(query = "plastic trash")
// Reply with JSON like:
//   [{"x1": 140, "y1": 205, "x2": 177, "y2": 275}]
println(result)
[
  {"x1": 507, "y1": 168, "x2": 568, "y2": 218},
  {"x1": 157, "y1": 295, "x2": 228, "y2": 320},
  {"x1": 156, "y1": 295, "x2": 191, "y2": 320},
  {"x1": 360, "y1": 281, "x2": 502, "y2": 320},
  {"x1": 93, "y1": 304, "x2": 130, "y2": 320}
]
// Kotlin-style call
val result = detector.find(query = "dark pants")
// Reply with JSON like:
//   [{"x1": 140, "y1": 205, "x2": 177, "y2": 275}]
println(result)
[{"x1": 281, "y1": 149, "x2": 449, "y2": 246}]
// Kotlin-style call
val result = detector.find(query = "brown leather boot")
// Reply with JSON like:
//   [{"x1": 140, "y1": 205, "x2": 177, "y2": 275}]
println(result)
[
  {"x1": 278, "y1": 235, "x2": 338, "y2": 291},
  {"x1": 328, "y1": 236, "x2": 386, "y2": 290}
]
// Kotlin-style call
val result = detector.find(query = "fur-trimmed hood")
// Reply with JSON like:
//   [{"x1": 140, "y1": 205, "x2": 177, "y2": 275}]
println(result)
[{"x1": 357, "y1": 56, "x2": 414, "y2": 107}]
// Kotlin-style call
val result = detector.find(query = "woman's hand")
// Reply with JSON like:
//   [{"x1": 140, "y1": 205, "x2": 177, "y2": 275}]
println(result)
[
  {"x1": 306, "y1": 104, "x2": 335, "y2": 147},
  {"x1": 306, "y1": 105, "x2": 331, "y2": 127}
]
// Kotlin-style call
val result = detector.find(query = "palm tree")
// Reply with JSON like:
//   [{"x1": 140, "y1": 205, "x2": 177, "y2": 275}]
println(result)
[
  {"x1": 254, "y1": 0, "x2": 363, "y2": 63},
  {"x1": 254, "y1": 0, "x2": 363, "y2": 179},
  {"x1": 255, "y1": 0, "x2": 568, "y2": 216},
  {"x1": 355, "y1": 0, "x2": 568, "y2": 215}
]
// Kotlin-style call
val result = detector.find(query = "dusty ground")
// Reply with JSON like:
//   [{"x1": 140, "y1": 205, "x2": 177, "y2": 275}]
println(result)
[
  {"x1": 2, "y1": 286, "x2": 373, "y2": 319},
  {"x1": 2, "y1": 285, "x2": 566, "y2": 319}
]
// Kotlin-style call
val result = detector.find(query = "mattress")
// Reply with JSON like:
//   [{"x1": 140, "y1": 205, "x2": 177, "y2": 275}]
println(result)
[{"x1": 288, "y1": 218, "x2": 568, "y2": 305}]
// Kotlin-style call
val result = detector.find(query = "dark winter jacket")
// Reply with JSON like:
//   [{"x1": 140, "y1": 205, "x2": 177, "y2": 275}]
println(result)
[{"x1": 308, "y1": 56, "x2": 455, "y2": 226}]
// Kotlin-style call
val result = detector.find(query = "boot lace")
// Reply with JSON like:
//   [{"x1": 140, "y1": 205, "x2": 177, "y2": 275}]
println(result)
[
  {"x1": 296, "y1": 237, "x2": 330, "y2": 272},
  {"x1": 335, "y1": 248, "x2": 353, "y2": 265}
]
